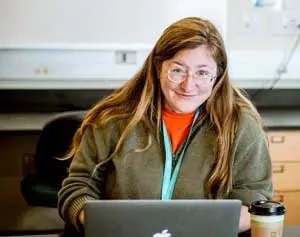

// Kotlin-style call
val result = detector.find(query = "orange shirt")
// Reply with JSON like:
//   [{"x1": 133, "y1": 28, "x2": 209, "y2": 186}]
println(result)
[{"x1": 162, "y1": 107, "x2": 195, "y2": 153}]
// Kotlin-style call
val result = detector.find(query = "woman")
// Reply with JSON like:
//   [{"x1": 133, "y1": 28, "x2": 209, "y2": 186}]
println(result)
[{"x1": 58, "y1": 16, "x2": 273, "y2": 234}]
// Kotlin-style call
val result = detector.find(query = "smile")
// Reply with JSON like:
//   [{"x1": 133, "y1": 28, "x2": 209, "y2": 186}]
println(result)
[{"x1": 176, "y1": 92, "x2": 197, "y2": 98}]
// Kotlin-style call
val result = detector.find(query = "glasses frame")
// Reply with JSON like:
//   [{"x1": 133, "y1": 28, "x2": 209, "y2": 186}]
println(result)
[{"x1": 166, "y1": 64, "x2": 216, "y2": 86}]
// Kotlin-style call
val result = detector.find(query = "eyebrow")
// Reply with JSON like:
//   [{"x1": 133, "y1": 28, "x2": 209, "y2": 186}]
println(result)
[{"x1": 172, "y1": 60, "x2": 211, "y2": 69}]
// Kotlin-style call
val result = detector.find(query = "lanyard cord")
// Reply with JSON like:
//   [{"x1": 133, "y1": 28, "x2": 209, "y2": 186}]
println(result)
[{"x1": 161, "y1": 108, "x2": 200, "y2": 200}]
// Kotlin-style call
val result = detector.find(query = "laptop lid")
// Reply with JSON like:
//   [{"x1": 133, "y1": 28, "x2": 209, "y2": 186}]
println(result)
[{"x1": 84, "y1": 199, "x2": 241, "y2": 237}]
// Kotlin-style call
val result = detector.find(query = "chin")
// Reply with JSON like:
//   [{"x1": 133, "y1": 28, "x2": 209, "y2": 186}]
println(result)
[
  {"x1": 174, "y1": 107, "x2": 197, "y2": 114},
  {"x1": 164, "y1": 100, "x2": 200, "y2": 114}
]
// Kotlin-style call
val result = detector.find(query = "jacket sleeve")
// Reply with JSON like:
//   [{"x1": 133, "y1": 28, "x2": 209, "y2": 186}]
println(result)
[
  {"x1": 58, "y1": 126, "x2": 111, "y2": 229},
  {"x1": 229, "y1": 117, "x2": 273, "y2": 206}
]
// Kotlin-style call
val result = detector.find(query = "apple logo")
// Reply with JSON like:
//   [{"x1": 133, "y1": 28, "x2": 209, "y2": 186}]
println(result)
[{"x1": 153, "y1": 229, "x2": 172, "y2": 237}]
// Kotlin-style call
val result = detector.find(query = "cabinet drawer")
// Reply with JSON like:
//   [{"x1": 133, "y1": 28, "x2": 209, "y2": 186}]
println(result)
[
  {"x1": 272, "y1": 163, "x2": 300, "y2": 191},
  {"x1": 274, "y1": 191, "x2": 300, "y2": 226},
  {"x1": 267, "y1": 131, "x2": 300, "y2": 162}
]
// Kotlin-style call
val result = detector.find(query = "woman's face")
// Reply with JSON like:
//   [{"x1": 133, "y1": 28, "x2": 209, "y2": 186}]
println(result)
[{"x1": 159, "y1": 45, "x2": 217, "y2": 114}]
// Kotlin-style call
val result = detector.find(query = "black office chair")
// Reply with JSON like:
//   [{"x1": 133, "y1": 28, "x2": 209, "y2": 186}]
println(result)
[{"x1": 20, "y1": 111, "x2": 85, "y2": 208}]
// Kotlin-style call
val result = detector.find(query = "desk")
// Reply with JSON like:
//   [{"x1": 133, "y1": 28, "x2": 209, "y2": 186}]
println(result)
[
  {"x1": 260, "y1": 110, "x2": 300, "y2": 129},
  {"x1": 1, "y1": 223, "x2": 298, "y2": 236},
  {"x1": 1, "y1": 109, "x2": 300, "y2": 132},
  {"x1": 0, "y1": 113, "x2": 59, "y2": 131},
  {"x1": 283, "y1": 226, "x2": 300, "y2": 237},
  {"x1": 58, "y1": 225, "x2": 300, "y2": 237},
  {"x1": 238, "y1": 226, "x2": 300, "y2": 237},
  {"x1": 0, "y1": 111, "x2": 86, "y2": 132}
]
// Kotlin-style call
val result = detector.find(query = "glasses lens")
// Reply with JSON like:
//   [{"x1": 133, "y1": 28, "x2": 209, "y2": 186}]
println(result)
[
  {"x1": 194, "y1": 70, "x2": 213, "y2": 85},
  {"x1": 167, "y1": 65, "x2": 215, "y2": 85},
  {"x1": 168, "y1": 66, "x2": 186, "y2": 82}
]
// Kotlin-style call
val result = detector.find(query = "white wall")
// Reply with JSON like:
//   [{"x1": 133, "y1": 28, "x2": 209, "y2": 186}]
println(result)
[
  {"x1": 226, "y1": 0, "x2": 300, "y2": 89},
  {"x1": 0, "y1": 0, "x2": 300, "y2": 90},
  {"x1": 227, "y1": 0, "x2": 300, "y2": 50},
  {"x1": 0, "y1": 0, "x2": 226, "y2": 45}
]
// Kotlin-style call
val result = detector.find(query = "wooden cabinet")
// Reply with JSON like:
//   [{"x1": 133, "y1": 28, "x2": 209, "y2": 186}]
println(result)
[
  {"x1": 273, "y1": 191, "x2": 300, "y2": 225},
  {"x1": 267, "y1": 130, "x2": 300, "y2": 225}
]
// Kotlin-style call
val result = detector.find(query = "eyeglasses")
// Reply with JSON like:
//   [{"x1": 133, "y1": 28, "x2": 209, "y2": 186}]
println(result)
[{"x1": 167, "y1": 64, "x2": 216, "y2": 86}]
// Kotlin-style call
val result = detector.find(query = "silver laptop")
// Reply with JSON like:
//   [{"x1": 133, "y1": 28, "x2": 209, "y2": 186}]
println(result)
[{"x1": 84, "y1": 199, "x2": 241, "y2": 237}]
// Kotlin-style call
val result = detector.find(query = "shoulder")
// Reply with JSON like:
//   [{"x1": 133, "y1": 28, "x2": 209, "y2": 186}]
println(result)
[
  {"x1": 78, "y1": 118, "x2": 130, "y2": 161},
  {"x1": 90, "y1": 117, "x2": 147, "y2": 144},
  {"x1": 230, "y1": 108, "x2": 271, "y2": 168},
  {"x1": 232, "y1": 107, "x2": 269, "y2": 157},
  {"x1": 90, "y1": 117, "x2": 128, "y2": 141},
  {"x1": 236, "y1": 108, "x2": 266, "y2": 140}
]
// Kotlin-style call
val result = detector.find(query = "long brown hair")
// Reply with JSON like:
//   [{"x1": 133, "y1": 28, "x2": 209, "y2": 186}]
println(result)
[{"x1": 65, "y1": 17, "x2": 262, "y2": 199}]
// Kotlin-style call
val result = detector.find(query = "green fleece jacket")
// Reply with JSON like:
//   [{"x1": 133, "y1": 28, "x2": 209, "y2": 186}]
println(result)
[{"x1": 58, "y1": 109, "x2": 273, "y2": 229}]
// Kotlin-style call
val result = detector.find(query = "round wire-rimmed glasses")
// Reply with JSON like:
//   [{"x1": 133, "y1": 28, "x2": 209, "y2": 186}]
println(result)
[{"x1": 167, "y1": 64, "x2": 216, "y2": 86}]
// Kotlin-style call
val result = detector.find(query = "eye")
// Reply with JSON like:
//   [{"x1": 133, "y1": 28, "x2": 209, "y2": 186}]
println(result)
[
  {"x1": 171, "y1": 67, "x2": 185, "y2": 74},
  {"x1": 195, "y1": 70, "x2": 210, "y2": 77}
]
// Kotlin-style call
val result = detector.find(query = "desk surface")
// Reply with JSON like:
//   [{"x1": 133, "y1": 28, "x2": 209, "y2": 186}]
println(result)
[
  {"x1": 283, "y1": 226, "x2": 300, "y2": 237},
  {"x1": 238, "y1": 226, "x2": 300, "y2": 237},
  {"x1": 0, "y1": 109, "x2": 300, "y2": 132},
  {"x1": 0, "y1": 224, "x2": 299, "y2": 236},
  {"x1": 61, "y1": 226, "x2": 300, "y2": 237},
  {"x1": 261, "y1": 110, "x2": 300, "y2": 129},
  {"x1": 0, "y1": 113, "x2": 59, "y2": 131}
]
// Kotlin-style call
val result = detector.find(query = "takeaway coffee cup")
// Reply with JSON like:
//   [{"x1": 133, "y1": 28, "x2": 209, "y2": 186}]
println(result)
[{"x1": 249, "y1": 200, "x2": 286, "y2": 237}]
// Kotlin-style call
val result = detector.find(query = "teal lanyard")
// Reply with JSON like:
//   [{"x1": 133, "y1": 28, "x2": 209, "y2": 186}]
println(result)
[{"x1": 161, "y1": 108, "x2": 200, "y2": 200}]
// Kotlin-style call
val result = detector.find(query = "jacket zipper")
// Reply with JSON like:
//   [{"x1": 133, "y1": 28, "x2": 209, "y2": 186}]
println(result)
[
  {"x1": 172, "y1": 153, "x2": 176, "y2": 170},
  {"x1": 171, "y1": 113, "x2": 207, "y2": 169}
]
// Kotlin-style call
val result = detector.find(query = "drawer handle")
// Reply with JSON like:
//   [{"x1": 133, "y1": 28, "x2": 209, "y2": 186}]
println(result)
[
  {"x1": 274, "y1": 195, "x2": 284, "y2": 203},
  {"x1": 272, "y1": 164, "x2": 285, "y2": 173},
  {"x1": 270, "y1": 135, "x2": 285, "y2": 144}
]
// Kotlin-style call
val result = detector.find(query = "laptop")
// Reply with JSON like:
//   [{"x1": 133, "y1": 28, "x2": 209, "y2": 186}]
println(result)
[{"x1": 84, "y1": 199, "x2": 241, "y2": 237}]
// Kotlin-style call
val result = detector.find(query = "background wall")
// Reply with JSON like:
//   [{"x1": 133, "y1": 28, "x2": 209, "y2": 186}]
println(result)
[
  {"x1": 0, "y1": 0, "x2": 300, "y2": 89},
  {"x1": 0, "y1": 0, "x2": 226, "y2": 45},
  {"x1": 0, "y1": 1, "x2": 299, "y2": 232},
  {"x1": 1, "y1": 0, "x2": 299, "y2": 48},
  {"x1": 227, "y1": 0, "x2": 300, "y2": 50}
]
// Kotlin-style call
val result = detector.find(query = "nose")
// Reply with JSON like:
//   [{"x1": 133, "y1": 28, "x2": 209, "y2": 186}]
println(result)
[{"x1": 180, "y1": 74, "x2": 194, "y2": 92}]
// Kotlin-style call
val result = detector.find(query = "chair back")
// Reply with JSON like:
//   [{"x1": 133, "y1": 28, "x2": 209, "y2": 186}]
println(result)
[{"x1": 34, "y1": 111, "x2": 85, "y2": 182}]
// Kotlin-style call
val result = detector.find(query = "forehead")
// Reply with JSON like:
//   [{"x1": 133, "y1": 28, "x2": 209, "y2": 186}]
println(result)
[{"x1": 167, "y1": 45, "x2": 217, "y2": 69}]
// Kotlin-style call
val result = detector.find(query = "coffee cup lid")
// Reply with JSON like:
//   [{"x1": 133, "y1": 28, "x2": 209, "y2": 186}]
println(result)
[{"x1": 249, "y1": 200, "x2": 286, "y2": 216}]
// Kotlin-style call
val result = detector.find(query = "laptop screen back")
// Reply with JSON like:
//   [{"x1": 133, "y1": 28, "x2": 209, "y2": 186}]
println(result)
[{"x1": 85, "y1": 199, "x2": 241, "y2": 237}]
